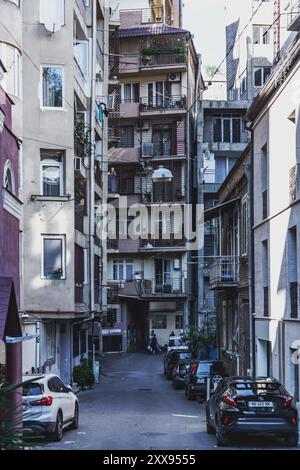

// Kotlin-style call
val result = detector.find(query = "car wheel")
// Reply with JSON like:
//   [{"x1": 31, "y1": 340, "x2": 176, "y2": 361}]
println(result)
[
  {"x1": 285, "y1": 434, "x2": 298, "y2": 447},
  {"x1": 70, "y1": 403, "x2": 79, "y2": 430},
  {"x1": 52, "y1": 411, "x2": 63, "y2": 442},
  {"x1": 216, "y1": 418, "x2": 229, "y2": 447}
]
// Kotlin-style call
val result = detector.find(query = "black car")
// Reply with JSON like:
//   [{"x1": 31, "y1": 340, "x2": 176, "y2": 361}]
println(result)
[
  {"x1": 206, "y1": 376, "x2": 299, "y2": 447},
  {"x1": 164, "y1": 350, "x2": 192, "y2": 380},
  {"x1": 172, "y1": 360, "x2": 194, "y2": 389},
  {"x1": 185, "y1": 360, "x2": 226, "y2": 400}
]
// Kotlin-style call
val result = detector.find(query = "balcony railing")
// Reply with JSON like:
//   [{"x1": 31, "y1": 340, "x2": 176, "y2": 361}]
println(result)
[
  {"x1": 107, "y1": 277, "x2": 186, "y2": 299},
  {"x1": 141, "y1": 237, "x2": 186, "y2": 250},
  {"x1": 288, "y1": 1, "x2": 300, "y2": 31},
  {"x1": 140, "y1": 95, "x2": 186, "y2": 113},
  {"x1": 141, "y1": 52, "x2": 186, "y2": 68},
  {"x1": 209, "y1": 256, "x2": 239, "y2": 288}
]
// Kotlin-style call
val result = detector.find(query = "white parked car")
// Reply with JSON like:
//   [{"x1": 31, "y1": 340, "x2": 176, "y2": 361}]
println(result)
[{"x1": 22, "y1": 374, "x2": 79, "y2": 441}]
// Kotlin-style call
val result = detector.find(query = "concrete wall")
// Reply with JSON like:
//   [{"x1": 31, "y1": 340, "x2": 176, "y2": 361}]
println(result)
[{"x1": 253, "y1": 61, "x2": 300, "y2": 394}]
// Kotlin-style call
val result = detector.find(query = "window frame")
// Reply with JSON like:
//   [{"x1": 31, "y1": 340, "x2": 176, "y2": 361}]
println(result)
[
  {"x1": 253, "y1": 66, "x2": 272, "y2": 88},
  {"x1": 253, "y1": 24, "x2": 271, "y2": 45},
  {"x1": 212, "y1": 114, "x2": 242, "y2": 144},
  {"x1": 112, "y1": 259, "x2": 134, "y2": 281},
  {"x1": 0, "y1": 42, "x2": 21, "y2": 97},
  {"x1": 152, "y1": 315, "x2": 167, "y2": 329},
  {"x1": 41, "y1": 64, "x2": 64, "y2": 110},
  {"x1": 74, "y1": 40, "x2": 89, "y2": 77},
  {"x1": 41, "y1": 235, "x2": 66, "y2": 280},
  {"x1": 3, "y1": 160, "x2": 15, "y2": 194},
  {"x1": 40, "y1": 151, "x2": 64, "y2": 197}
]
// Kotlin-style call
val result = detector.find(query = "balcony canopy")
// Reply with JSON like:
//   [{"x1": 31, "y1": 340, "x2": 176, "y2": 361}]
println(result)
[
  {"x1": 119, "y1": 24, "x2": 190, "y2": 39},
  {"x1": 204, "y1": 198, "x2": 240, "y2": 222},
  {"x1": 0, "y1": 277, "x2": 21, "y2": 343}
]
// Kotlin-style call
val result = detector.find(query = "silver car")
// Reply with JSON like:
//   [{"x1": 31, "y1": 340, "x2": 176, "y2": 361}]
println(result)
[{"x1": 22, "y1": 374, "x2": 79, "y2": 441}]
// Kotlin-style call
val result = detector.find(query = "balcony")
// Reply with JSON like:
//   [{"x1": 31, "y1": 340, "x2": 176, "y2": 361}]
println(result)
[
  {"x1": 140, "y1": 52, "x2": 187, "y2": 72},
  {"x1": 119, "y1": 7, "x2": 171, "y2": 27},
  {"x1": 107, "y1": 277, "x2": 186, "y2": 301},
  {"x1": 140, "y1": 95, "x2": 186, "y2": 115},
  {"x1": 140, "y1": 237, "x2": 186, "y2": 251},
  {"x1": 209, "y1": 256, "x2": 239, "y2": 290},
  {"x1": 288, "y1": 1, "x2": 300, "y2": 31}
]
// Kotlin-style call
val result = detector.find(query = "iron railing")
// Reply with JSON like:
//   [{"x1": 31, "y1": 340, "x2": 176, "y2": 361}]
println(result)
[
  {"x1": 140, "y1": 95, "x2": 186, "y2": 112},
  {"x1": 141, "y1": 52, "x2": 186, "y2": 68},
  {"x1": 209, "y1": 256, "x2": 239, "y2": 287},
  {"x1": 107, "y1": 277, "x2": 186, "y2": 299},
  {"x1": 288, "y1": 1, "x2": 300, "y2": 28}
]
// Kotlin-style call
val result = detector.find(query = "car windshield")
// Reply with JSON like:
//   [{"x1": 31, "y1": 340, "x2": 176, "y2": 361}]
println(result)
[
  {"x1": 169, "y1": 338, "x2": 185, "y2": 348},
  {"x1": 231, "y1": 382, "x2": 282, "y2": 396},
  {"x1": 22, "y1": 383, "x2": 43, "y2": 396},
  {"x1": 196, "y1": 363, "x2": 212, "y2": 376}
]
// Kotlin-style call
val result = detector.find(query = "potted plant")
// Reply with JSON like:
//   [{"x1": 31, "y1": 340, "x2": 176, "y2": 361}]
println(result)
[{"x1": 141, "y1": 46, "x2": 157, "y2": 65}]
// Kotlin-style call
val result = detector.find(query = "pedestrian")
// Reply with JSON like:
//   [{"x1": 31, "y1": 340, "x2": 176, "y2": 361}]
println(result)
[
  {"x1": 150, "y1": 334, "x2": 158, "y2": 355},
  {"x1": 170, "y1": 331, "x2": 175, "y2": 337}
]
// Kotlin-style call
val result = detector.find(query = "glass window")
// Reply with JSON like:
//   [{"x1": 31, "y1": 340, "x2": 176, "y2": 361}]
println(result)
[
  {"x1": 42, "y1": 66, "x2": 63, "y2": 108},
  {"x1": 22, "y1": 383, "x2": 43, "y2": 396},
  {"x1": 175, "y1": 315, "x2": 183, "y2": 330},
  {"x1": 3, "y1": 164, "x2": 14, "y2": 194},
  {"x1": 113, "y1": 260, "x2": 134, "y2": 281},
  {"x1": 41, "y1": 151, "x2": 64, "y2": 196},
  {"x1": 254, "y1": 66, "x2": 272, "y2": 87},
  {"x1": 213, "y1": 114, "x2": 242, "y2": 143},
  {"x1": 152, "y1": 315, "x2": 167, "y2": 329},
  {"x1": 119, "y1": 126, "x2": 134, "y2": 148},
  {"x1": 74, "y1": 41, "x2": 88, "y2": 76},
  {"x1": 0, "y1": 43, "x2": 21, "y2": 96},
  {"x1": 197, "y1": 362, "x2": 213, "y2": 376},
  {"x1": 253, "y1": 25, "x2": 271, "y2": 45},
  {"x1": 43, "y1": 236, "x2": 65, "y2": 279}
]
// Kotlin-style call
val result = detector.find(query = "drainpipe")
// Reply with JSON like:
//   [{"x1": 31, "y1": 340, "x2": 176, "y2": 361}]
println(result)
[
  {"x1": 185, "y1": 36, "x2": 191, "y2": 330},
  {"x1": 179, "y1": 0, "x2": 183, "y2": 28},
  {"x1": 248, "y1": 128, "x2": 256, "y2": 378},
  {"x1": 89, "y1": 0, "x2": 97, "y2": 376}
]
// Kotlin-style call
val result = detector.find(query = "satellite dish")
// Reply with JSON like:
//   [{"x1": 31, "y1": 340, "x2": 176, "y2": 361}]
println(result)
[{"x1": 44, "y1": 22, "x2": 62, "y2": 34}]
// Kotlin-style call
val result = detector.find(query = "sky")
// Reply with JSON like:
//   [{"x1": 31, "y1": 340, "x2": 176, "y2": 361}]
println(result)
[{"x1": 183, "y1": 0, "x2": 226, "y2": 71}]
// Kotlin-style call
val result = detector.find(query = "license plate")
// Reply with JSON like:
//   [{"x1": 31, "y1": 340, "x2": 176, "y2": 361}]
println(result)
[
  {"x1": 197, "y1": 378, "x2": 205, "y2": 384},
  {"x1": 248, "y1": 401, "x2": 273, "y2": 408}
]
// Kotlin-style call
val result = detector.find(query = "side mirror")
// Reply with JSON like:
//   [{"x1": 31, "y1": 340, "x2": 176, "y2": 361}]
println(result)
[{"x1": 66, "y1": 385, "x2": 73, "y2": 393}]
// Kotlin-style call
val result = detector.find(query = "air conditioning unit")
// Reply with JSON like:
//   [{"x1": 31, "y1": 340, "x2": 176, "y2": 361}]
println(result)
[
  {"x1": 169, "y1": 72, "x2": 181, "y2": 82},
  {"x1": 136, "y1": 120, "x2": 149, "y2": 131},
  {"x1": 74, "y1": 157, "x2": 82, "y2": 172}
]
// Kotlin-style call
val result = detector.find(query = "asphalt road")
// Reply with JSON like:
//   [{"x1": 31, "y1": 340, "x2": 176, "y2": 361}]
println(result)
[{"x1": 37, "y1": 352, "x2": 300, "y2": 450}]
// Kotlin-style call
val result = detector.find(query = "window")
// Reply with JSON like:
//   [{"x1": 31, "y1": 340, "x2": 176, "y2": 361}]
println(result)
[
  {"x1": 262, "y1": 240, "x2": 269, "y2": 316},
  {"x1": 0, "y1": 43, "x2": 21, "y2": 96},
  {"x1": 3, "y1": 161, "x2": 15, "y2": 194},
  {"x1": 261, "y1": 144, "x2": 268, "y2": 219},
  {"x1": 42, "y1": 66, "x2": 63, "y2": 108},
  {"x1": 45, "y1": 322, "x2": 56, "y2": 360},
  {"x1": 241, "y1": 197, "x2": 248, "y2": 255},
  {"x1": 152, "y1": 315, "x2": 167, "y2": 329},
  {"x1": 42, "y1": 235, "x2": 65, "y2": 279},
  {"x1": 74, "y1": 41, "x2": 89, "y2": 76},
  {"x1": 107, "y1": 309, "x2": 117, "y2": 325},
  {"x1": 253, "y1": 25, "x2": 271, "y2": 45},
  {"x1": 113, "y1": 259, "x2": 134, "y2": 281},
  {"x1": 119, "y1": 173, "x2": 134, "y2": 194},
  {"x1": 123, "y1": 83, "x2": 140, "y2": 103},
  {"x1": 175, "y1": 315, "x2": 183, "y2": 330},
  {"x1": 119, "y1": 126, "x2": 134, "y2": 148},
  {"x1": 40, "y1": 151, "x2": 64, "y2": 196},
  {"x1": 241, "y1": 75, "x2": 247, "y2": 96},
  {"x1": 290, "y1": 283, "x2": 298, "y2": 319},
  {"x1": 152, "y1": 124, "x2": 173, "y2": 156},
  {"x1": 253, "y1": 66, "x2": 272, "y2": 87},
  {"x1": 213, "y1": 114, "x2": 241, "y2": 143}
]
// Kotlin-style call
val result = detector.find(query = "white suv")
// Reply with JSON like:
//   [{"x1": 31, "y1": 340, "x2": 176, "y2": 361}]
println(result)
[{"x1": 22, "y1": 374, "x2": 79, "y2": 441}]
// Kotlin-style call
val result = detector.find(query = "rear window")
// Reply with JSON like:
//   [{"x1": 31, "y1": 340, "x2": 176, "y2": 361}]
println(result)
[
  {"x1": 231, "y1": 382, "x2": 283, "y2": 396},
  {"x1": 22, "y1": 383, "x2": 43, "y2": 396},
  {"x1": 197, "y1": 363, "x2": 213, "y2": 376},
  {"x1": 169, "y1": 338, "x2": 185, "y2": 348}
]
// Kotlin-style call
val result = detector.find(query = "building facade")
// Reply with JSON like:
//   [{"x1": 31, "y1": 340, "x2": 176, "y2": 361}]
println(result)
[
  {"x1": 247, "y1": 29, "x2": 300, "y2": 398},
  {"x1": 0, "y1": 0, "x2": 110, "y2": 385},
  {"x1": 105, "y1": 0, "x2": 200, "y2": 351}
]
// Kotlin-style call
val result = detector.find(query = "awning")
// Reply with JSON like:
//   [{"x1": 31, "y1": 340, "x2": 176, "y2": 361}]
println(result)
[
  {"x1": 204, "y1": 198, "x2": 240, "y2": 222},
  {"x1": 0, "y1": 277, "x2": 22, "y2": 343}
]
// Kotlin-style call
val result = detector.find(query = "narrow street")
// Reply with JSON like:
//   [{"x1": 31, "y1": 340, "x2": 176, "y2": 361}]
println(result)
[{"x1": 39, "y1": 353, "x2": 299, "y2": 451}]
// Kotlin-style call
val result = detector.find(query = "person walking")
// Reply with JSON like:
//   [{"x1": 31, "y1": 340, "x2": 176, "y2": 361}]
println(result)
[{"x1": 150, "y1": 334, "x2": 158, "y2": 355}]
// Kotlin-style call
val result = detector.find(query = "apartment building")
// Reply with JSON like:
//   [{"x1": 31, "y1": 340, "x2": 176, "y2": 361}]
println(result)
[
  {"x1": 0, "y1": 0, "x2": 109, "y2": 385},
  {"x1": 246, "y1": 20, "x2": 300, "y2": 398},
  {"x1": 205, "y1": 147, "x2": 251, "y2": 375},
  {"x1": 105, "y1": 0, "x2": 200, "y2": 351}
]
